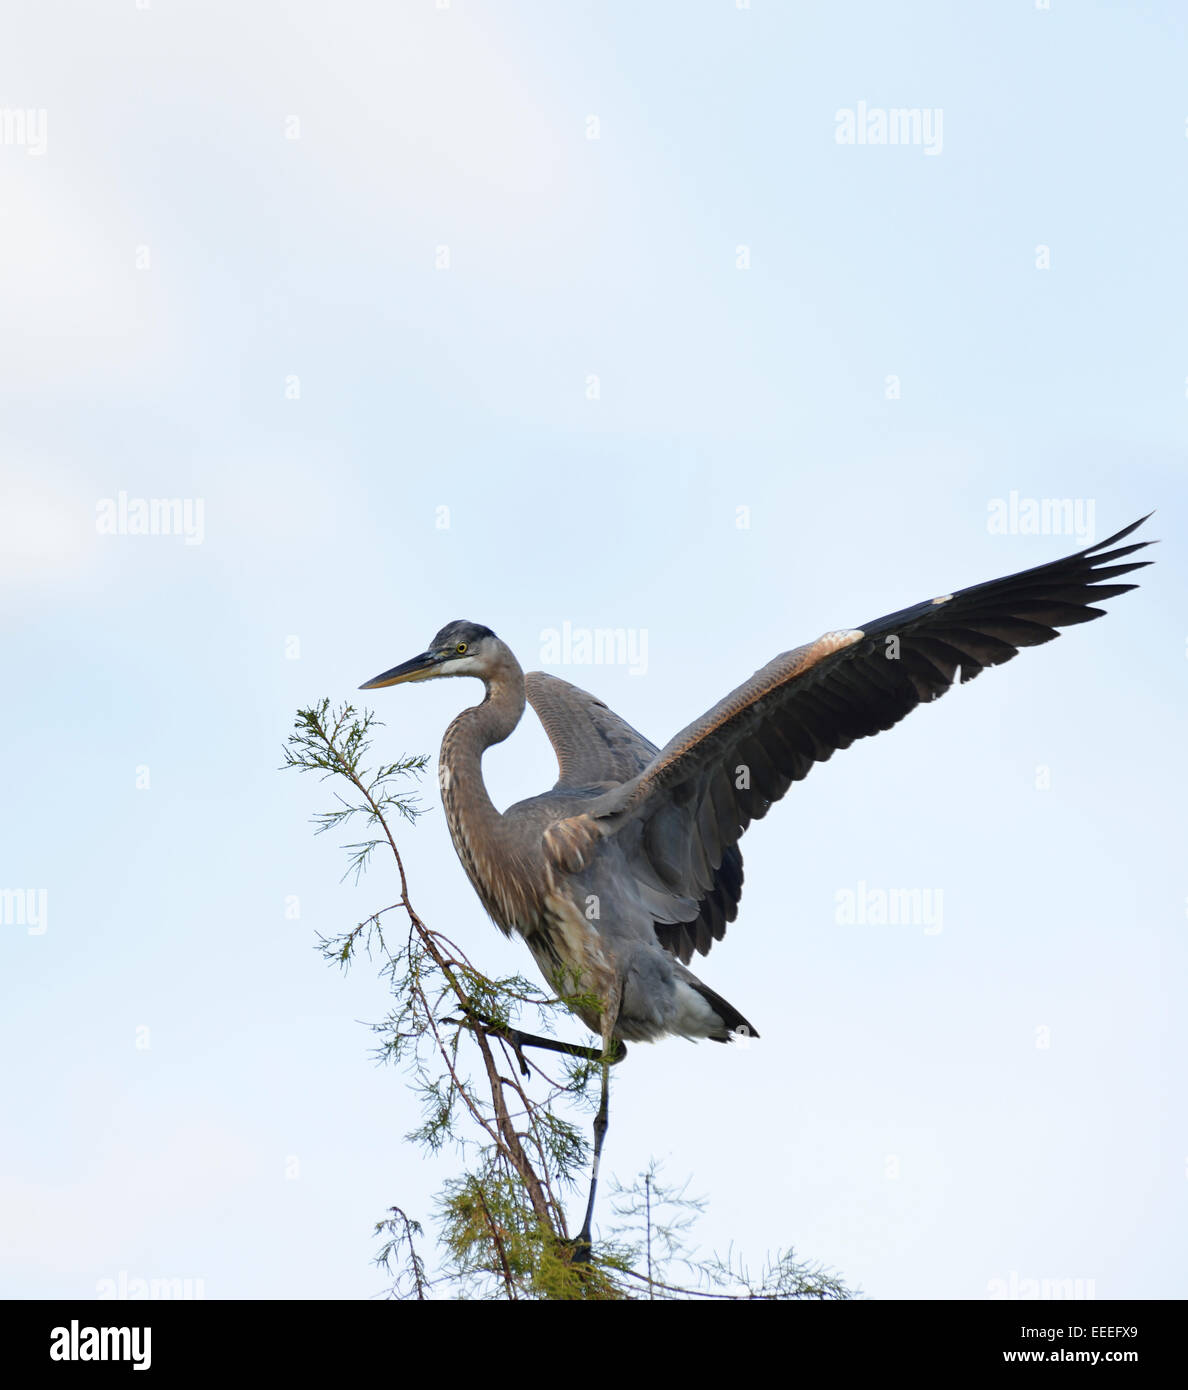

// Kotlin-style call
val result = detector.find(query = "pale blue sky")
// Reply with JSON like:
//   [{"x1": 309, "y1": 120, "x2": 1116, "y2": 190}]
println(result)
[{"x1": 2, "y1": 1, "x2": 1185, "y2": 1300}]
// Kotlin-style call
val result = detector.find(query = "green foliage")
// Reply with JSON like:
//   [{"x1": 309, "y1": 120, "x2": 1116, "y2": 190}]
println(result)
[
  {"x1": 284, "y1": 700, "x2": 857, "y2": 1301},
  {"x1": 438, "y1": 1166, "x2": 631, "y2": 1301},
  {"x1": 282, "y1": 700, "x2": 429, "y2": 884}
]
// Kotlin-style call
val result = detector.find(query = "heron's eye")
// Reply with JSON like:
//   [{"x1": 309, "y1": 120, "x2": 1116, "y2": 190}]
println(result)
[{"x1": 456, "y1": 642, "x2": 468, "y2": 654}]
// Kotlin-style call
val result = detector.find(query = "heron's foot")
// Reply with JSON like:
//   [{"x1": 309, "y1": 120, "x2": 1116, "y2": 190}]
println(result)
[{"x1": 563, "y1": 1231, "x2": 593, "y2": 1266}]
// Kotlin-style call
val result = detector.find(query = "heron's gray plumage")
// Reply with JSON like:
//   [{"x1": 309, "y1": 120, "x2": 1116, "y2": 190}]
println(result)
[
  {"x1": 524, "y1": 672, "x2": 658, "y2": 791},
  {"x1": 360, "y1": 517, "x2": 1154, "y2": 1048}
]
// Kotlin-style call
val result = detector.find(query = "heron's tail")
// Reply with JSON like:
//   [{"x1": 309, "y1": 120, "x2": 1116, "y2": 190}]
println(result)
[{"x1": 687, "y1": 977, "x2": 759, "y2": 1043}]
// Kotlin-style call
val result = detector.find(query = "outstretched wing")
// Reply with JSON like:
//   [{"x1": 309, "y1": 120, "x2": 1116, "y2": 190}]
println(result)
[
  {"x1": 526, "y1": 670, "x2": 745, "y2": 963},
  {"x1": 587, "y1": 516, "x2": 1155, "y2": 963},
  {"x1": 525, "y1": 671, "x2": 659, "y2": 790}
]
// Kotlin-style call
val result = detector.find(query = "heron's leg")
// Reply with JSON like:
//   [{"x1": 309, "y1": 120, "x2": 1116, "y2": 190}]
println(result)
[
  {"x1": 571, "y1": 1056, "x2": 611, "y2": 1264},
  {"x1": 451, "y1": 1004, "x2": 626, "y2": 1076},
  {"x1": 572, "y1": 992, "x2": 619, "y2": 1264}
]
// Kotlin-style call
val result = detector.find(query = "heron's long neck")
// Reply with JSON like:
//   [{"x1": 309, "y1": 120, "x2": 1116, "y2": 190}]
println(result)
[{"x1": 439, "y1": 665, "x2": 526, "y2": 875}]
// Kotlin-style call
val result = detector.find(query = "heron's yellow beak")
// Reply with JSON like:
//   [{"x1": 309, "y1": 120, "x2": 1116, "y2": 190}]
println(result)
[{"x1": 359, "y1": 651, "x2": 441, "y2": 689}]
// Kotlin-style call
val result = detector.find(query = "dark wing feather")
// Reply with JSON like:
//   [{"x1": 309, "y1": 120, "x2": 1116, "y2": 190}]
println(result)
[{"x1": 589, "y1": 516, "x2": 1155, "y2": 959}]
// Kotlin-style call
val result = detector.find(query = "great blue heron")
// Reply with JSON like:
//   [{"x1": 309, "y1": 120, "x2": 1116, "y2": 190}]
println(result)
[{"x1": 360, "y1": 515, "x2": 1152, "y2": 1251}]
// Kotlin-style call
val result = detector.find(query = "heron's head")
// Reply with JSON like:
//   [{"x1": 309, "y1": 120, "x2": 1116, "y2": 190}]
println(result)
[{"x1": 359, "y1": 620, "x2": 503, "y2": 690}]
